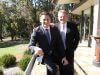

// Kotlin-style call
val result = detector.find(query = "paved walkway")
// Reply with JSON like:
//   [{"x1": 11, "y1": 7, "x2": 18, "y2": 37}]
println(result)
[
  {"x1": 74, "y1": 41, "x2": 100, "y2": 75},
  {"x1": 27, "y1": 40, "x2": 100, "y2": 75},
  {"x1": 3, "y1": 66, "x2": 23, "y2": 75}
]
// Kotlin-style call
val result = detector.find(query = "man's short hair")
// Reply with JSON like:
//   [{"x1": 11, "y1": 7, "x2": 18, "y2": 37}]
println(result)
[
  {"x1": 39, "y1": 11, "x2": 53, "y2": 22},
  {"x1": 58, "y1": 10, "x2": 68, "y2": 15},
  {"x1": 40, "y1": 11, "x2": 51, "y2": 18}
]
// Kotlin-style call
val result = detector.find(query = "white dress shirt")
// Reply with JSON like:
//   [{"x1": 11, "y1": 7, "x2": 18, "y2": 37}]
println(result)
[{"x1": 59, "y1": 23, "x2": 67, "y2": 50}]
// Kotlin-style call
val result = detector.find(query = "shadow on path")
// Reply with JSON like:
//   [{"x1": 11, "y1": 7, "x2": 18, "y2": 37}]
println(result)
[{"x1": 0, "y1": 40, "x2": 28, "y2": 48}]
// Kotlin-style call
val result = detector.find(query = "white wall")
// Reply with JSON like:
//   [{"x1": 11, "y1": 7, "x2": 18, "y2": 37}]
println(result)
[{"x1": 91, "y1": 0, "x2": 100, "y2": 50}]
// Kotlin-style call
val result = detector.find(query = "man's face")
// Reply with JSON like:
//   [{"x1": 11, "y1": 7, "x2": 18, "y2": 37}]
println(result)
[
  {"x1": 58, "y1": 12, "x2": 68, "y2": 24},
  {"x1": 40, "y1": 15, "x2": 51, "y2": 28}
]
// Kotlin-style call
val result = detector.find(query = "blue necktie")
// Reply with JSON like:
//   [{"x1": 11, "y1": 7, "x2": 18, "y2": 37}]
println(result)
[{"x1": 45, "y1": 29, "x2": 51, "y2": 44}]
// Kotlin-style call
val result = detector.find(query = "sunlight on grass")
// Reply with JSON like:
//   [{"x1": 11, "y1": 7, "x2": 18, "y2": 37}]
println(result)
[{"x1": 0, "y1": 44, "x2": 28, "y2": 58}]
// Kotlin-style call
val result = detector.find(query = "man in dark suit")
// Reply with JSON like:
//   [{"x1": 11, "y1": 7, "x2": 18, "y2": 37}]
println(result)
[
  {"x1": 28, "y1": 12, "x2": 68, "y2": 75},
  {"x1": 56, "y1": 10, "x2": 80, "y2": 75}
]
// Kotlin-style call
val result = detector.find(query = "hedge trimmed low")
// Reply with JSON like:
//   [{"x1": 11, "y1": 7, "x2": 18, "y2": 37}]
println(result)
[
  {"x1": 0, "y1": 68, "x2": 3, "y2": 75},
  {"x1": 18, "y1": 55, "x2": 31, "y2": 71},
  {"x1": 1, "y1": 54, "x2": 16, "y2": 68},
  {"x1": 23, "y1": 50, "x2": 32, "y2": 56},
  {"x1": 0, "y1": 58, "x2": 2, "y2": 66}
]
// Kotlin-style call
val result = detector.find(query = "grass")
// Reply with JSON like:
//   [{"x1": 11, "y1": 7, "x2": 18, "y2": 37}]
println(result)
[
  {"x1": 0, "y1": 44, "x2": 27, "y2": 57},
  {"x1": 0, "y1": 40, "x2": 29, "y2": 58},
  {"x1": 0, "y1": 39, "x2": 29, "y2": 75}
]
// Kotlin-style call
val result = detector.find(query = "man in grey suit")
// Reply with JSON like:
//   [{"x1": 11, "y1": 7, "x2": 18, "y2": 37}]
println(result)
[
  {"x1": 28, "y1": 12, "x2": 68, "y2": 75},
  {"x1": 56, "y1": 10, "x2": 80, "y2": 75}
]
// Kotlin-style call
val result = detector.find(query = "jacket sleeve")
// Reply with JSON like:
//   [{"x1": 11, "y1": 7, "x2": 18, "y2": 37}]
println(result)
[
  {"x1": 28, "y1": 28, "x2": 38, "y2": 54},
  {"x1": 73, "y1": 24, "x2": 80, "y2": 50}
]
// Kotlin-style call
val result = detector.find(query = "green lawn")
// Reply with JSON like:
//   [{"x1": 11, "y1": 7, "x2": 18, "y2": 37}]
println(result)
[
  {"x1": 0, "y1": 40, "x2": 28, "y2": 58},
  {"x1": 0, "y1": 44, "x2": 27, "y2": 57}
]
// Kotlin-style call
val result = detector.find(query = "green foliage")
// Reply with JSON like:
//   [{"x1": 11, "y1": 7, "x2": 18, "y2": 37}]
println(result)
[
  {"x1": 23, "y1": 50, "x2": 32, "y2": 56},
  {"x1": 33, "y1": 0, "x2": 54, "y2": 11},
  {"x1": 0, "y1": 41, "x2": 27, "y2": 59},
  {"x1": 13, "y1": 72, "x2": 23, "y2": 75},
  {"x1": 17, "y1": 17, "x2": 30, "y2": 39},
  {"x1": 0, "y1": 67, "x2": 3, "y2": 75},
  {"x1": 0, "y1": 10, "x2": 7, "y2": 41},
  {"x1": 0, "y1": 0, "x2": 35, "y2": 40},
  {"x1": 18, "y1": 55, "x2": 31, "y2": 71},
  {"x1": 55, "y1": 4, "x2": 69, "y2": 11},
  {"x1": 1, "y1": 54, "x2": 16, "y2": 68},
  {"x1": 0, "y1": 58, "x2": 2, "y2": 66}
]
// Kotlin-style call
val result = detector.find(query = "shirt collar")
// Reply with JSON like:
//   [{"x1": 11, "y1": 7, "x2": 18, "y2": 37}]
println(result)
[
  {"x1": 59, "y1": 22, "x2": 67, "y2": 29},
  {"x1": 60, "y1": 22, "x2": 67, "y2": 26},
  {"x1": 42, "y1": 25, "x2": 50, "y2": 30}
]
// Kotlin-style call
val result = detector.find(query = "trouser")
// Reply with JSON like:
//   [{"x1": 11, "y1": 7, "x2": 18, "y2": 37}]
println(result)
[
  {"x1": 60, "y1": 63, "x2": 74, "y2": 75},
  {"x1": 61, "y1": 52, "x2": 74, "y2": 75},
  {"x1": 43, "y1": 55, "x2": 57, "y2": 75}
]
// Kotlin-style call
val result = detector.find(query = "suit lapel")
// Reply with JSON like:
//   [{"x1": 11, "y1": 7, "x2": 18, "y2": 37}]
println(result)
[
  {"x1": 50, "y1": 26, "x2": 53, "y2": 44},
  {"x1": 66, "y1": 22, "x2": 72, "y2": 47},
  {"x1": 66, "y1": 22, "x2": 71, "y2": 34},
  {"x1": 39, "y1": 26, "x2": 49, "y2": 44},
  {"x1": 40, "y1": 25, "x2": 51, "y2": 45},
  {"x1": 40, "y1": 25, "x2": 45, "y2": 34}
]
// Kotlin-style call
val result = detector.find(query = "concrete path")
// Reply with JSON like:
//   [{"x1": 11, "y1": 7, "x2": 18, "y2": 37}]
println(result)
[
  {"x1": 74, "y1": 41, "x2": 100, "y2": 75},
  {"x1": 3, "y1": 66, "x2": 23, "y2": 75}
]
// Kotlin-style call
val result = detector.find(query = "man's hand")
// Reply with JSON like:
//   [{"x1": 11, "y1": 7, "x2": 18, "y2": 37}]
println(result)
[
  {"x1": 62, "y1": 57, "x2": 69, "y2": 66},
  {"x1": 35, "y1": 49, "x2": 44, "y2": 56}
]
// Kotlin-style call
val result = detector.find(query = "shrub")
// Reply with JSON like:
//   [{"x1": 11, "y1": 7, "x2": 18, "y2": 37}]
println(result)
[
  {"x1": 0, "y1": 68, "x2": 3, "y2": 75},
  {"x1": 18, "y1": 55, "x2": 31, "y2": 71},
  {"x1": 1, "y1": 54, "x2": 16, "y2": 68},
  {"x1": 13, "y1": 72, "x2": 23, "y2": 75},
  {"x1": 23, "y1": 50, "x2": 32, "y2": 56},
  {"x1": 0, "y1": 58, "x2": 2, "y2": 66}
]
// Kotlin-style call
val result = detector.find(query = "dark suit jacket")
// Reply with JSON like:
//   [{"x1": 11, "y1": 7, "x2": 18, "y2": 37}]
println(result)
[
  {"x1": 56, "y1": 22, "x2": 80, "y2": 64},
  {"x1": 28, "y1": 25, "x2": 65, "y2": 61}
]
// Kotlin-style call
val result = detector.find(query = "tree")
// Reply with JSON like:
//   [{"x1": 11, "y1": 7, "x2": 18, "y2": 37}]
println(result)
[
  {"x1": 0, "y1": 0, "x2": 56, "y2": 40},
  {"x1": 0, "y1": 1, "x2": 7, "y2": 41},
  {"x1": 1, "y1": 0, "x2": 36, "y2": 40}
]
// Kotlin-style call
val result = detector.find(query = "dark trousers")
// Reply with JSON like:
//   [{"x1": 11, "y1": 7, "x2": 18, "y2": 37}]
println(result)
[
  {"x1": 59, "y1": 62, "x2": 74, "y2": 75},
  {"x1": 61, "y1": 51, "x2": 74, "y2": 75},
  {"x1": 43, "y1": 55, "x2": 57, "y2": 75}
]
